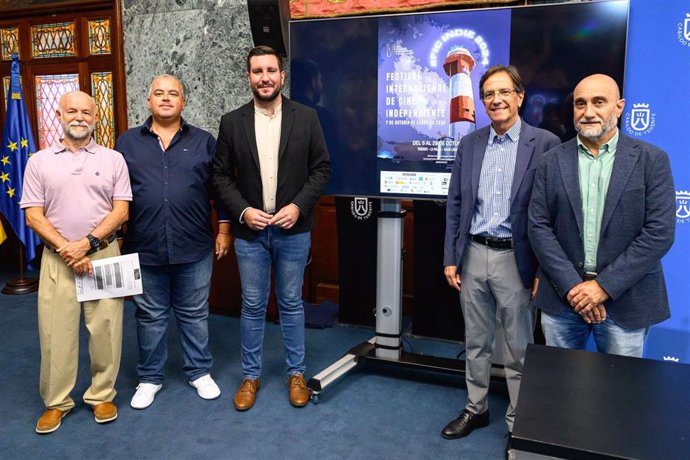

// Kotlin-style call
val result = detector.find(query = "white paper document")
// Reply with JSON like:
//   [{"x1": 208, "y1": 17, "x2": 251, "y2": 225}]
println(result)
[{"x1": 75, "y1": 253, "x2": 143, "y2": 302}]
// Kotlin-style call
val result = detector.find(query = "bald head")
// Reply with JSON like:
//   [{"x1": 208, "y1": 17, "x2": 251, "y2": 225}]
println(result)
[
  {"x1": 574, "y1": 74, "x2": 621, "y2": 101},
  {"x1": 57, "y1": 90, "x2": 97, "y2": 146},
  {"x1": 572, "y1": 73, "x2": 625, "y2": 150},
  {"x1": 59, "y1": 90, "x2": 97, "y2": 113}
]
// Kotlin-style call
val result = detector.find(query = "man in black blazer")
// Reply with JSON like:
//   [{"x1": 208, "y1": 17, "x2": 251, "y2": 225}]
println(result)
[
  {"x1": 442, "y1": 65, "x2": 560, "y2": 443},
  {"x1": 528, "y1": 74, "x2": 675, "y2": 357},
  {"x1": 212, "y1": 46, "x2": 330, "y2": 411}
]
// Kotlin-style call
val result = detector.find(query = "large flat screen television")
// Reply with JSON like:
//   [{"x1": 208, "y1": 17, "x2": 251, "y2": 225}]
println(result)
[{"x1": 290, "y1": 0, "x2": 628, "y2": 199}]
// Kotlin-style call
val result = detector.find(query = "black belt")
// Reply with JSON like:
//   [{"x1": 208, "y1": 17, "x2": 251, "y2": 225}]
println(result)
[
  {"x1": 583, "y1": 271, "x2": 597, "y2": 281},
  {"x1": 45, "y1": 233, "x2": 117, "y2": 256},
  {"x1": 469, "y1": 234, "x2": 513, "y2": 249}
]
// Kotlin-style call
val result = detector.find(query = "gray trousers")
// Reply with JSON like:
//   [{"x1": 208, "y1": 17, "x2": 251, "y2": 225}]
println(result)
[{"x1": 460, "y1": 241, "x2": 533, "y2": 431}]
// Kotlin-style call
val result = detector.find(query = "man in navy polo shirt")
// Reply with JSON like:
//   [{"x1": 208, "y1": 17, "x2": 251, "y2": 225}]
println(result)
[{"x1": 115, "y1": 74, "x2": 231, "y2": 409}]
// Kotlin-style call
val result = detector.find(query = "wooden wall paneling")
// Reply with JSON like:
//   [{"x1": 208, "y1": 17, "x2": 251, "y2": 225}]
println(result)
[
  {"x1": 309, "y1": 196, "x2": 339, "y2": 303},
  {"x1": 208, "y1": 211, "x2": 243, "y2": 316},
  {"x1": 111, "y1": 0, "x2": 127, "y2": 134}
]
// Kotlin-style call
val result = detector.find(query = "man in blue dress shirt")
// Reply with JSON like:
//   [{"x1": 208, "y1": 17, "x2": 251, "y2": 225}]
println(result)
[
  {"x1": 442, "y1": 65, "x2": 560, "y2": 443},
  {"x1": 115, "y1": 74, "x2": 231, "y2": 409}
]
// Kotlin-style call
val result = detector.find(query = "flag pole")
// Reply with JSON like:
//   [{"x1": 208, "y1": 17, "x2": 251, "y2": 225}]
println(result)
[
  {"x1": 0, "y1": 53, "x2": 40, "y2": 295},
  {"x1": 1, "y1": 245, "x2": 38, "y2": 295}
]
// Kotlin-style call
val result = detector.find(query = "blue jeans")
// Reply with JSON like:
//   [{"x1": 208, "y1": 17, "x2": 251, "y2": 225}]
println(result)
[
  {"x1": 234, "y1": 227, "x2": 310, "y2": 379},
  {"x1": 541, "y1": 308, "x2": 648, "y2": 357},
  {"x1": 134, "y1": 253, "x2": 214, "y2": 383}
]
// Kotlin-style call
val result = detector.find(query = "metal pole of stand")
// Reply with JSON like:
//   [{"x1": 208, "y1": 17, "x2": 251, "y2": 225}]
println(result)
[{"x1": 374, "y1": 199, "x2": 405, "y2": 359}]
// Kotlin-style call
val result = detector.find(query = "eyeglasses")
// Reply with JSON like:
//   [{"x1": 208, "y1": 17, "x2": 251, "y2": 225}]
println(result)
[{"x1": 481, "y1": 89, "x2": 518, "y2": 101}]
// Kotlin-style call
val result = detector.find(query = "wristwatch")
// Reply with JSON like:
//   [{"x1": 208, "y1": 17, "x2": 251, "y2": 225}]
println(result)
[{"x1": 86, "y1": 233, "x2": 101, "y2": 250}]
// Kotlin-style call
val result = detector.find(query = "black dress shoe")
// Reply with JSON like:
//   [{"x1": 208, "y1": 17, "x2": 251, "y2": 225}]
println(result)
[{"x1": 441, "y1": 409, "x2": 490, "y2": 440}]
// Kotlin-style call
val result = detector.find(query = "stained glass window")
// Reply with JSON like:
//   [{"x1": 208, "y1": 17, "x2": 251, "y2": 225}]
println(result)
[
  {"x1": 1, "y1": 27, "x2": 20, "y2": 61},
  {"x1": 91, "y1": 72, "x2": 115, "y2": 148},
  {"x1": 1, "y1": 6, "x2": 121, "y2": 165},
  {"x1": 35, "y1": 74, "x2": 79, "y2": 149},
  {"x1": 31, "y1": 22, "x2": 76, "y2": 59},
  {"x1": 88, "y1": 19, "x2": 111, "y2": 55}
]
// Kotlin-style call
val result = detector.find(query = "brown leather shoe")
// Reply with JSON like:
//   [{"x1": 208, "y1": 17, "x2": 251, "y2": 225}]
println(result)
[
  {"x1": 233, "y1": 378, "x2": 260, "y2": 411},
  {"x1": 288, "y1": 373, "x2": 310, "y2": 407},
  {"x1": 36, "y1": 408, "x2": 70, "y2": 434},
  {"x1": 93, "y1": 401, "x2": 118, "y2": 424}
]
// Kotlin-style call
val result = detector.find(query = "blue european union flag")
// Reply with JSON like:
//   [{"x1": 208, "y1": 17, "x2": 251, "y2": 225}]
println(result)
[{"x1": 0, "y1": 54, "x2": 40, "y2": 266}]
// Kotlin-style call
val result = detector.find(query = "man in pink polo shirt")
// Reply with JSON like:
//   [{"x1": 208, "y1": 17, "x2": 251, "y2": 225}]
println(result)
[{"x1": 20, "y1": 90, "x2": 132, "y2": 434}]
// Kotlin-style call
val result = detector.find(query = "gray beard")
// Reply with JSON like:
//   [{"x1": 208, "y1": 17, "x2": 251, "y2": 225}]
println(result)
[
  {"x1": 62, "y1": 123, "x2": 94, "y2": 141},
  {"x1": 575, "y1": 116, "x2": 617, "y2": 141}
]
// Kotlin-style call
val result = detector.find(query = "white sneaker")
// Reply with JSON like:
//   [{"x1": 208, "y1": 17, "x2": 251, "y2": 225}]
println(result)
[
  {"x1": 189, "y1": 374, "x2": 221, "y2": 400},
  {"x1": 130, "y1": 383, "x2": 162, "y2": 409}
]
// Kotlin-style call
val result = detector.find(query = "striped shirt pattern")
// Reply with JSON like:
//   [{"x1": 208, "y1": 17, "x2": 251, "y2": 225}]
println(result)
[{"x1": 469, "y1": 119, "x2": 521, "y2": 238}]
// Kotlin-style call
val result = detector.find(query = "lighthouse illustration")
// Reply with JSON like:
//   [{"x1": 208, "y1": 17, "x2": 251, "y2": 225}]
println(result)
[{"x1": 443, "y1": 46, "x2": 476, "y2": 142}]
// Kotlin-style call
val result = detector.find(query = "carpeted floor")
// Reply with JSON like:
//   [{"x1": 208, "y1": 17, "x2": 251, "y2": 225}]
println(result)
[{"x1": 0, "y1": 269, "x2": 510, "y2": 459}]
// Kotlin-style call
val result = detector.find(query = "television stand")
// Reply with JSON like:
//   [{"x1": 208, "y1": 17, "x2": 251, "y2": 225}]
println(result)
[{"x1": 307, "y1": 198, "x2": 506, "y2": 402}]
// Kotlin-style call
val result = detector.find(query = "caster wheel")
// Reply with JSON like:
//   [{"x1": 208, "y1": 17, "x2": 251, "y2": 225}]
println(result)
[{"x1": 310, "y1": 392, "x2": 320, "y2": 404}]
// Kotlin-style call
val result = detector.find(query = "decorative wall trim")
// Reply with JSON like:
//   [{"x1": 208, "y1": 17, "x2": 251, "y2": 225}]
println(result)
[{"x1": 289, "y1": 0, "x2": 522, "y2": 19}]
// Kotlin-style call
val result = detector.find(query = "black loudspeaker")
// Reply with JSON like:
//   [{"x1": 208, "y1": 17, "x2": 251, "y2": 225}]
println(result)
[
  {"x1": 247, "y1": 0, "x2": 290, "y2": 57},
  {"x1": 335, "y1": 197, "x2": 379, "y2": 327},
  {"x1": 412, "y1": 200, "x2": 464, "y2": 341}
]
